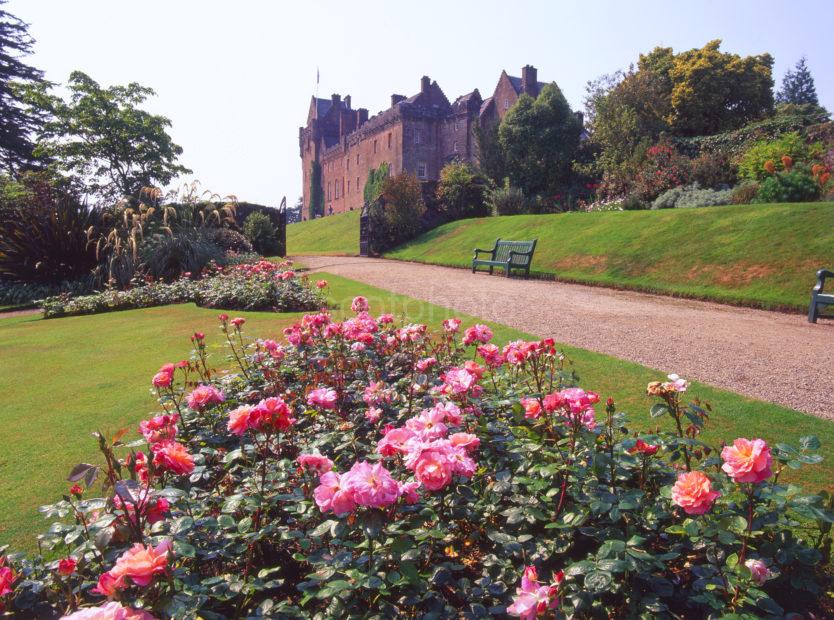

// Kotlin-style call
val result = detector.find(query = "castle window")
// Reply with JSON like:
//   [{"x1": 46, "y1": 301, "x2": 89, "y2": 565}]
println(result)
[
  {"x1": 417, "y1": 161, "x2": 427, "y2": 180},
  {"x1": 356, "y1": 154, "x2": 359, "y2": 165},
  {"x1": 504, "y1": 99, "x2": 510, "y2": 110},
  {"x1": 327, "y1": 181, "x2": 331, "y2": 201},
  {"x1": 346, "y1": 157, "x2": 350, "y2": 171},
  {"x1": 335, "y1": 181, "x2": 339, "y2": 199},
  {"x1": 454, "y1": 121, "x2": 459, "y2": 132},
  {"x1": 453, "y1": 141, "x2": 458, "y2": 153},
  {"x1": 347, "y1": 180, "x2": 351, "y2": 194},
  {"x1": 414, "y1": 128, "x2": 422, "y2": 145},
  {"x1": 356, "y1": 176, "x2": 359, "y2": 192},
  {"x1": 387, "y1": 133, "x2": 392, "y2": 149},
  {"x1": 373, "y1": 139, "x2": 378, "y2": 154}
]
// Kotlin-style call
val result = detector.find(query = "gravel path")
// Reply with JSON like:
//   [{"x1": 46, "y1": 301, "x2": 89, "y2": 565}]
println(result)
[{"x1": 299, "y1": 255, "x2": 834, "y2": 420}]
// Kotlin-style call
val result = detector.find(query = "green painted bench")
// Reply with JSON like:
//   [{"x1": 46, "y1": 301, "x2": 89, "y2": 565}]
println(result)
[
  {"x1": 472, "y1": 238, "x2": 537, "y2": 278},
  {"x1": 809, "y1": 268, "x2": 834, "y2": 323}
]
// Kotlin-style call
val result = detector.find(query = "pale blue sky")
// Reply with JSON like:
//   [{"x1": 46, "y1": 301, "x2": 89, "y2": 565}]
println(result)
[{"x1": 8, "y1": 0, "x2": 834, "y2": 206}]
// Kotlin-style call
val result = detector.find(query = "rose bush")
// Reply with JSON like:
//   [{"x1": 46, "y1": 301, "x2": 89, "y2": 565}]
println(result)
[
  {"x1": 39, "y1": 260, "x2": 324, "y2": 318},
  {"x1": 1, "y1": 301, "x2": 832, "y2": 618}
]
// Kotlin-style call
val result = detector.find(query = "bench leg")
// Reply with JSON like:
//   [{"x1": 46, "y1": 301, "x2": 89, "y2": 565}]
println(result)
[
  {"x1": 489, "y1": 266, "x2": 493, "y2": 275},
  {"x1": 809, "y1": 298, "x2": 818, "y2": 323}
]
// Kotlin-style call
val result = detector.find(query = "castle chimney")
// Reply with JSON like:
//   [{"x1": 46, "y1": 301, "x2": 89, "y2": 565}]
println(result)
[
  {"x1": 391, "y1": 94, "x2": 406, "y2": 108},
  {"x1": 420, "y1": 76, "x2": 431, "y2": 94},
  {"x1": 344, "y1": 95, "x2": 351, "y2": 109},
  {"x1": 574, "y1": 111, "x2": 584, "y2": 127},
  {"x1": 521, "y1": 65, "x2": 538, "y2": 96},
  {"x1": 331, "y1": 93, "x2": 341, "y2": 105},
  {"x1": 357, "y1": 108, "x2": 369, "y2": 126}
]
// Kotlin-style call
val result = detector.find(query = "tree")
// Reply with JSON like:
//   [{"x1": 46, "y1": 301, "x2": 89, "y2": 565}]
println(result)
[
  {"x1": 668, "y1": 40, "x2": 773, "y2": 136},
  {"x1": 473, "y1": 122, "x2": 505, "y2": 184},
  {"x1": 498, "y1": 83, "x2": 581, "y2": 197},
  {"x1": 243, "y1": 211, "x2": 279, "y2": 255},
  {"x1": 308, "y1": 161, "x2": 322, "y2": 219},
  {"x1": 436, "y1": 161, "x2": 491, "y2": 219},
  {"x1": 26, "y1": 71, "x2": 190, "y2": 203},
  {"x1": 368, "y1": 172, "x2": 425, "y2": 253},
  {"x1": 776, "y1": 57, "x2": 819, "y2": 106},
  {"x1": 0, "y1": 1, "x2": 47, "y2": 174}
]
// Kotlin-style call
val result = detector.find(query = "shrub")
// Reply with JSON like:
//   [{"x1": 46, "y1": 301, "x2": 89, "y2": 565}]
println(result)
[
  {"x1": 369, "y1": 173, "x2": 426, "y2": 253},
  {"x1": 39, "y1": 259, "x2": 323, "y2": 318},
  {"x1": 621, "y1": 194, "x2": 647, "y2": 210},
  {"x1": 754, "y1": 165, "x2": 821, "y2": 203},
  {"x1": 488, "y1": 183, "x2": 528, "y2": 216},
  {"x1": 689, "y1": 150, "x2": 737, "y2": 188},
  {"x1": 738, "y1": 132, "x2": 823, "y2": 181},
  {"x1": 1, "y1": 306, "x2": 831, "y2": 618},
  {"x1": 242, "y1": 212, "x2": 280, "y2": 255},
  {"x1": 731, "y1": 182, "x2": 760, "y2": 204},
  {"x1": 140, "y1": 231, "x2": 225, "y2": 282},
  {"x1": 202, "y1": 227, "x2": 253, "y2": 254},
  {"x1": 436, "y1": 161, "x2": 491, "y2": 219},
  {"x1": 632, "y1": 142, "x2": 691, "y2": 201},
  {"x1": 652, "y1": 183, "x2": 733, "y2": 209},
  {"x1": 0, "y1": 279, "x2": 93, "y2": 307},
  {"x1": 0, "y1": 197, "x2": 99, "y2": 284}
]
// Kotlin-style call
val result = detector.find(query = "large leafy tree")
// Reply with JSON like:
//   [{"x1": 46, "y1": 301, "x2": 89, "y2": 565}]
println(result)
[
  {"x1": 0, "y1": 0, "x2": 46, "y2": 174},
  {"x1": 667, "y1": 40, "x2": 773, "y2": 136},
  {"x1": 776, "y1": 57, "x2": 819, "y2": 106},
  {"x1": 27, "y1": 71, "x2": 191, "y2": 203},
  {"x1": 498, "y1": 83, "x2": 581, "y2": 196}
]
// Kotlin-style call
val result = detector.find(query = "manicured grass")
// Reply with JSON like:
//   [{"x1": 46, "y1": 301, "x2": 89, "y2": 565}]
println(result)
[
  {"x1": 2, "y1": 275, "x2": 832, "y2": 552},
  {"x1": 286, "y1": 210, "x2": 359, "y2": 256},
  {"x1": 385, "y1": 202, "x2": 834, "y2": 311}
]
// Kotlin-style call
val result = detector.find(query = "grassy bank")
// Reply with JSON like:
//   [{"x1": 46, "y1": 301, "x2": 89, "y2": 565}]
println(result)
[
  {"x1": 2, "y1": 275, "x2": 832, "y2": 551},
  {"x1": 286, "y1": 210, "x2": 359, "y2": 256},
  {"x1": 384, "y1": 202, "x2": 834, "y2": 310}
]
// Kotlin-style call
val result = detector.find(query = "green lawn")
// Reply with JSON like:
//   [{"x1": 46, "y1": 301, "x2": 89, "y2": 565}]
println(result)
[
  {"x1": 287, "y1": 210, "x2": 360, "y2": 256},
  {"x1": 1, "y1": 274, "x2": 832, "y2": 552}
]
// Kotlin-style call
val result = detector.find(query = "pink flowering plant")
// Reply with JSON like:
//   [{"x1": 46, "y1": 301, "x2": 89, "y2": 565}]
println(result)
[
  {"x1": 1, "y1": 301, "x2": 832, "y2": 617},
  {"x1": 40, "y1": 259, "x2": 324, "y2": 318}
]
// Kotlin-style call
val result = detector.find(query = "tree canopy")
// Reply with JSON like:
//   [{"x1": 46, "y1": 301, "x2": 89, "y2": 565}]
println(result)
[
  {"x1": 0, "y1": 0, "x2": 46, "y2": 174},
  {"x1": 498, "y1": 83, "x2": 581, "y2": 196},
  {"x1": 26, "y1": 71, "x2": 190, "y2": 203}
]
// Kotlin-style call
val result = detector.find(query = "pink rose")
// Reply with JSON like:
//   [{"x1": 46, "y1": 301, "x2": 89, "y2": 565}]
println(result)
[
  {"x1": 0, "y1": 558, "x2": 15, "y2": 597},
  {"x1": 365, "y1": 407, "x2": 382, "y2": 423},
  {"x1": 377, "y1": 427, "x2": 416, "y2": 456},
  {"x1": 313, "y1": 471, "x2": 356, "y2": 516},
  {"x1": 297, "y1": 453, "x2": 334, "y2": 475},
  {"x1": 315, "y1": 279, "x2": 328, "y2": 289},
  {"x1": 230, "y1": 317, "x2": 245, "y2": 328},
  {"x1": 443, "y1": 318, "x2": 462, "y2": 333},
  {"x1": 307, "y1": 387, "x2": 338, "y2": 410},
  {"x1": 478, "y1": 343, "x2": 505, "y2": 368},
  {"x1": 721, "y1": 438, "x2": 772, "y2": 484},
  {"x1": 671, "y1": 471, "x2": 720, "y2": 515},
  {"x1": 58, "y1": 557, "x2": 77, "y2": 576},
  {"x1": 745, "y1": 558, "x2": 771, "y2": 585},
  {"x1": 104, "y1": 539, "x2": 171, "y2": 589},
  {"x1": 151, "y1": 371, "x2": 172, "y2": 388},
  {"x1": 378, "y1": 313, "x2": 394, "y2": 324},
  {"x1": 139, "y1": 414, "x2": 178, "y2": 444},
  {"x1": 521, "y1": 398, "x2": 542, "y2": 419},
  {"x1": 227, "y1": 405, "x2": 255, "y2": 436},
  {"x1": 251, "y1": 397, "x2": 296, "y2": 431},
  {"x1": 61, "y1": 601, "x2": 157, "y2": 619},
  {"x1": 449, "y1": 432, "x2": 480, "y2": 451},
  {"x1": 506, "y1": 565, "x2": 562, "y2": 620},
  {"x1": 341, "y1": 461, "x2": 401, "y2": 508},
  {"x1": 406, "y1": 408, "x2": 448, "y2": 441},
  {"x1": 415, "y1": 357, "x2": 437, "y2": 372},
  {"x1": 398, "y1": 480, "x2": 421, "y2": 504},
  {"x1": 462, "y1": 323, "x2": 493, "y2": 345},
  {"x1": 151, "y1": 441, "x2": 195, "y2": 476},
  {"x1": 186, "y1": 384, "x2": 224, "y2": 410},
  {"x1": 351, "y1": 296, "x2": 369, "y2": 313},
  {"x1": 414, "y1": 449, "x2": 453, "y2": 491}
]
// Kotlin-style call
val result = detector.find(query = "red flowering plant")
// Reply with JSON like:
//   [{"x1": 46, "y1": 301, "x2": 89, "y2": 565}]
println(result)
[
  {"x1": 2, "y1": 301, "x2": 832, "y2": 617},
  {"x1": 633, "y1": 142, "x2": 692, "y2": 201}
]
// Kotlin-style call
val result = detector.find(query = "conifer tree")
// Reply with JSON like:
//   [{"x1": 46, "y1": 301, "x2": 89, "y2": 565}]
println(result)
[
  {"x1": 776, "y1": 57, "x2": 819, "y2": 106},
  {"x1": 0, "y1": 0, "x2": 46, "y2": 174}
]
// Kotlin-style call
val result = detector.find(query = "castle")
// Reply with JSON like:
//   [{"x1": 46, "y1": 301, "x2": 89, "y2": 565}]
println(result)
[{"x1": 299, "y1": 64, "x2": 565, "y2": 217}]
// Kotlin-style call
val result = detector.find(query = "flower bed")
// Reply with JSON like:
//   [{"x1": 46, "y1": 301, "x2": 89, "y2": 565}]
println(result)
[
  {"x1": 1, "y1": 302, "x2": 831, "y2": 618},
  {"x1": 39, "y1": 260, "x2": 324, "y2": 318}
]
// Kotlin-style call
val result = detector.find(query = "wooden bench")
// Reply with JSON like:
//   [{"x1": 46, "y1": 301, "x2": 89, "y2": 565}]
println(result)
[
  {"x1": 472, "y1": 238, "x2": 537, "y2": 278},
  {"x1": 809, "y1": 269, "x2": 834, "y2": 323}
]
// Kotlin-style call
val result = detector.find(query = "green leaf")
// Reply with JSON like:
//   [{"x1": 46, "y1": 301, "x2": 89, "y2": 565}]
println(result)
[
  {"x1": 584, "y1": 570, "x2": 613, "y2": 593},
  {"x1": 238, "y1": 517, "x2": 252, "y2": 533},
  {"x1": 173, "y1": 540, "x2": 196, "y2": 558},
  {"x1": 309, "y1": 520, "x2": 337, "y2": 538},
  {"x1": 650, "y1": 404, "x2": 669, "y2": 418},
  {"x1": 799, "y1": 435, "x2": 821, "y2": 450}
]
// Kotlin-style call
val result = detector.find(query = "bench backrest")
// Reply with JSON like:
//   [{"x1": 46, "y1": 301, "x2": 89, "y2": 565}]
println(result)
[{"x1": 494, "y1": 239, "x2": 537, "y2": 265}]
